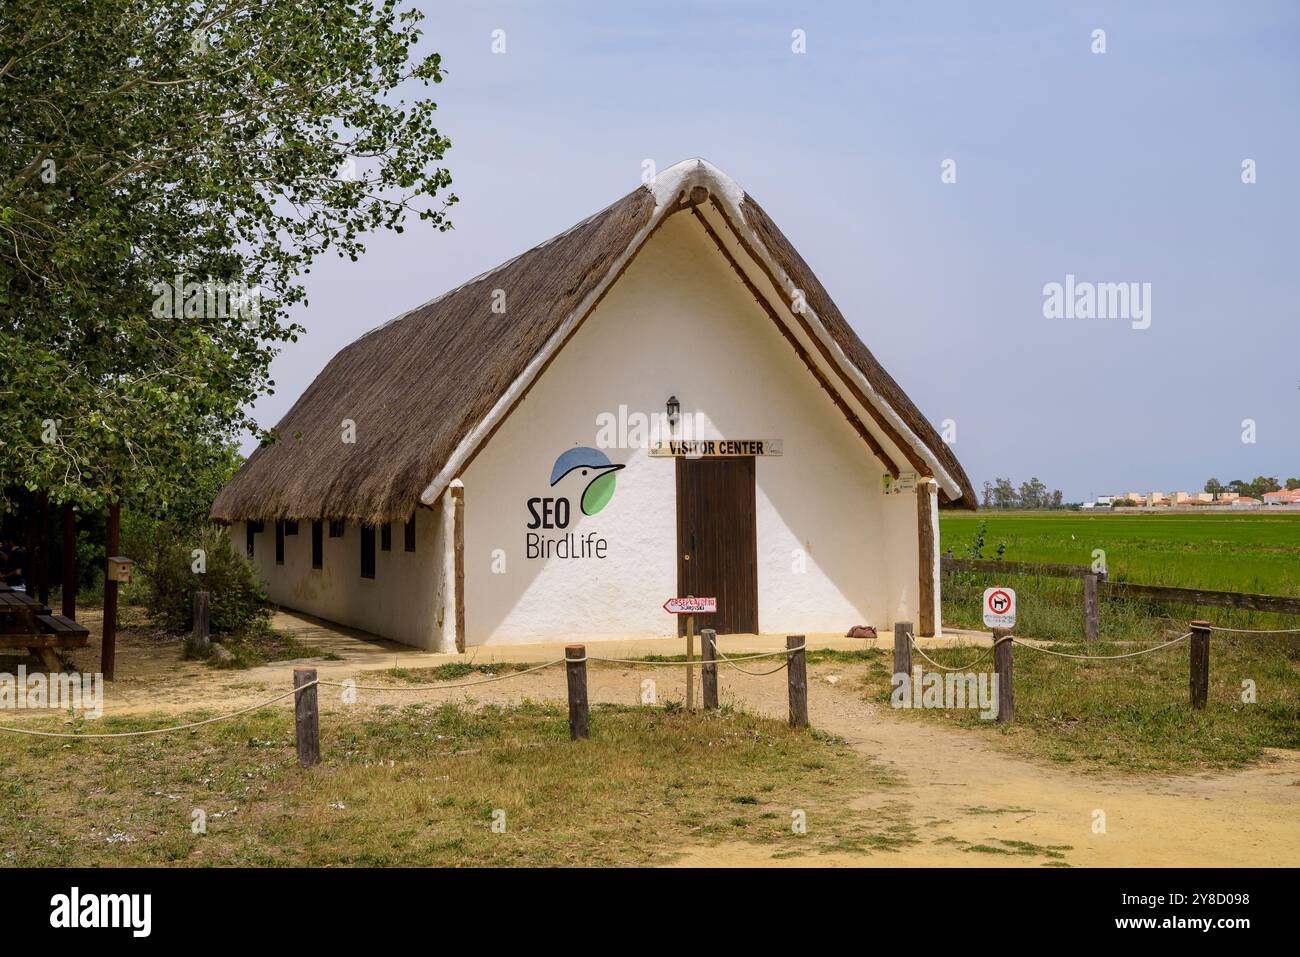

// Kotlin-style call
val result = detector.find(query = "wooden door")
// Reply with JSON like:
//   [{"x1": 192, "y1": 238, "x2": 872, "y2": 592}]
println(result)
[{"x1": 676, "y1": 457, "x2": 759, "y2": 635}]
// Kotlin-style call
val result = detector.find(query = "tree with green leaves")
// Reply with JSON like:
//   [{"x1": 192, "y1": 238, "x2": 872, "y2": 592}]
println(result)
[
  {"x1": 1251, "y1": 475, "x2": 1281, "y2": 497},
  {"x1": 1, "y1": 0, "x2": 455, "y2": 519}
]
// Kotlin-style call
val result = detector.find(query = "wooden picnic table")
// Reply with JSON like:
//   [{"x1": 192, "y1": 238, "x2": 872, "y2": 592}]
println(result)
[{"x1": 0, "y1": 584, "x2": 89, "y2": 671}]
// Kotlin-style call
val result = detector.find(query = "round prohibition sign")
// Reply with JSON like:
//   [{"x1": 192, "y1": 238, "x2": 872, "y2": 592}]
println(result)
[{"x1": 987, "y1": 589, "x2": 1013, "y2": 615}]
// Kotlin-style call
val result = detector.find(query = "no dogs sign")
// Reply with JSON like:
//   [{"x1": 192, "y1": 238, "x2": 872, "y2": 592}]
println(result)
[{"x1": 982, "y1": 587, "x2": 1016, "y2": 628}]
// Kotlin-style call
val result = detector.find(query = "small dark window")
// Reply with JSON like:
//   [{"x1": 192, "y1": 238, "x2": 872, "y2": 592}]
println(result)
[
  {"x1": 275, "y1": 521, "x2": 285, "y2": 565},
  {"x1": 246, "y1": 523, "x2": 256, "y2": 558},
  {"x1": 329, "y1": 519, "x2": 345, "y2": 538},
  {"x1": 360, "y1": 524, "x2": 376, "y2": 579},
  {"x1": 311, "y1": 520, "x2": 323, "y2": 569},
  {"x1": 284, "y1": 520, "x2": 299, "y2": 536},
  {"x1": 380, "y1": 523, "x2": 392, "y2": 551},
  {"x1": 249, "y1": 520, "x2": 265, "y2": 533},
  {"x1": 404, "y1": 514, "x2": 416, "y2": 552}
]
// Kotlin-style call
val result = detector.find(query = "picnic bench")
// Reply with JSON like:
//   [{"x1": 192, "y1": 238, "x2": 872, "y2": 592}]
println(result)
[{"x1": 0, "y1": 584, "x2": 89, "y2": 671}]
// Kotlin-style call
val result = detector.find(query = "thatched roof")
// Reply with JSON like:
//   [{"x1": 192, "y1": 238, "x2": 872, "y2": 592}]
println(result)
[{"x1": 212, "y1": 159, "x2": 976, "y2": 524}]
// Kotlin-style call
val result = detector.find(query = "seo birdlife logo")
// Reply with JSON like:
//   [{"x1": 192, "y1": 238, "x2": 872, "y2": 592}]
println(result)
[{"x1": 525, "y1": 447, "x2": 624, "y2": 560}]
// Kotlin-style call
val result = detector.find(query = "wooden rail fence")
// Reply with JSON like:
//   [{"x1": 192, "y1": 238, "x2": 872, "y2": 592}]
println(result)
[{"x1": 940, "y1": 555, "x2": 1300, "y2": 640}]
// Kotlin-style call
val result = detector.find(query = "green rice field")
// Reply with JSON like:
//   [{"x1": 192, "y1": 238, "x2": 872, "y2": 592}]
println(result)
[
  {"x1": 938, "y1": 511, "x2": 1300, "y2": 640},
  {"x1": 940, "y1": 510, "x2": 1300, "y2": 595}
]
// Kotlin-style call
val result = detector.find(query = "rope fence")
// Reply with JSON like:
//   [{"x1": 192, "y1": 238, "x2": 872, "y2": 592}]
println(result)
[
  {"x1": 1203, "y1": 624, "x2": 1300, "y2": 635},
  {"x1": 0, "y1": 632, "x2": 812, "y2": 759},
  {"x1": 0, "y1": 683, "x2": 315, "y2": 740},
  {"x1": 894, "y1": 616, "x2": 1260, "y2": 722},
  {"x1": 1010, "y1": 633, "x2": 1191, "y2": 660},
  {"x1": 0, "y1": 613, "x2": 1283, "y2": 749}
]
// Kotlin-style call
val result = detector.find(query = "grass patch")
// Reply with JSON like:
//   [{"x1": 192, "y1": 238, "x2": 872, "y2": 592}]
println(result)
[
  {"x1": 864, "y1": 636, "x2": 1299, "y2": 771},
  {"x1": 0, "y1": 701, "x2": 904, "y2": 867},
  {"x1": 384, "y1": 661, "x2": 538, "y2": 683},
  {"x1": 188, "y1": 618, "x2": 327, "y2": 670}
]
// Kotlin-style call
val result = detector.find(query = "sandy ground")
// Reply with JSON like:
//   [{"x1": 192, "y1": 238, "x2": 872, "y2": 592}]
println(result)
[{"x1": 8, "y1": 608, "x2": 1300, "y2": 868}]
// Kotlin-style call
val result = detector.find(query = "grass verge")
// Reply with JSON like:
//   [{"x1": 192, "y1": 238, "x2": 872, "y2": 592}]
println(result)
[
  {"x1": 859, "y1": 636, "x2": 1299, "y2": 771},
  {"x1": 0, "y1": 701, "x2": 904, "y2": 866}
]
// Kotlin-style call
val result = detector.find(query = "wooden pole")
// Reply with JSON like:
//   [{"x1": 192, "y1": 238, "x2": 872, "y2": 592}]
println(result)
[
  {"x1": 893, "y1": 621, "x2": 913, "y2": 680},
  {"x1": 61, "y1": 503, "x2": 75, "y2": 620},
  {"x1": 192, "y1": 590, "x2": 210, "y2": 653},
  {"x1": 1189, "y1": 620, "x2": 1211, "y2": 711},
  {"x1": 451, "y1": 485, "x2": 465, "y2": 653},
  {"x1": 916, "y1": 480, "x2": 936, "y2": 637},
  {"x1": 34, "y1": 493, "x2": 50, "y2": 607},
  {"x1": 293, "y1": 667, "x2": 320, "y2": 767},
  {"x1": 685, "y1": 613, "x2": 695, "y2": 710},
  {"x1": 700, "y1": 628, "x2": 719, "y2": 710},
  {"x1": 786, "y1": 635, "x2": 808, "y2": 728},
  {"x1": 101, "y1": 499, "x2": 120, "y2": 681},
  {"x1": 992, "y1": 627, "x2": 1013, "y2": 723},
  {"x1": 1082, "y1": 573, "x2": 1100, "y2": 642},
  {"x1": 565, "y1": 644, "x2": 589, "y2": 739}
]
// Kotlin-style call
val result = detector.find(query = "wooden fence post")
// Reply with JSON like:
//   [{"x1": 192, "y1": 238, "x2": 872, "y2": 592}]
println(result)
[
  {"x1": 192, "y1": 590, "x2": 211, "y2": 653},
  {"x1": 993, "y1": 628, "x2": 1014, "y2": 723},
  {"x1": 1082, "y1": 573, "x2": 1100, "y2": 642},
  {"x1": 700, "y1": 628, "x2": 719, "y2": 710},
  {"x1": 293, "y1": 667, "x2": 320, "y2": 767},
  {"x1": 1189, "y1": 620, "x2": 1211, "y2": 710},
  {"x1": 786, "y1": 635, "x2": 808, "y2": 728},
  {"x1": 893, "y1": 621, "x2": 913, "y2": 680},
  {"x1": 566, "y1": 645, "x2": 589, "y2": 739}
]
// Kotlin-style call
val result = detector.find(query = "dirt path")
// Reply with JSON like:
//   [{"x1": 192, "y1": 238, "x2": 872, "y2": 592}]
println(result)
[{"x1": 18, "y1": 611, "x2": 1300, "y2": 867}]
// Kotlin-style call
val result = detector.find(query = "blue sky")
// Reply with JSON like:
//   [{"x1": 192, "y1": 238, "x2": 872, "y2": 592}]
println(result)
[{"x1": 252, "y1": 1, "x2": 1300, "y2": 502}]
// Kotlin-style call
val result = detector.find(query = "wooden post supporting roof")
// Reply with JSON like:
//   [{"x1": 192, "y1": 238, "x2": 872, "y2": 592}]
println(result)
[
  {"x1": 916, "y1": 479, "x2": 937, "y2": 638},
  {"x1": 451, "y1": 484, "x2": 465, "y2": 653}
]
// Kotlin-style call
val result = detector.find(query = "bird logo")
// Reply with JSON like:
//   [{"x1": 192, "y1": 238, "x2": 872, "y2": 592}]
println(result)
[{"x1": 549, "y1": 447, "x2": 625, "y2": 515}]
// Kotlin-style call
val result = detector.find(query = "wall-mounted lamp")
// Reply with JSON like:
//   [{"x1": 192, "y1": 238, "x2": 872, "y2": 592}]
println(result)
[{"x1": 665, "y1": 395, "x2": 680, "y2": 428}]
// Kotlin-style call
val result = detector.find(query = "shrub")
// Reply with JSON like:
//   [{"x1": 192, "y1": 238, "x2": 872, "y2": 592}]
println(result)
[{"x1": 127, "y1": 524, "x2": 270, "y2": 636}]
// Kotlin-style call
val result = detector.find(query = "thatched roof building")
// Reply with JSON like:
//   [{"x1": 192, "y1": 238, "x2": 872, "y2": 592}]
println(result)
[
  {"x1": 215, "y1": 159, "x2": 975, "y2": 650},
  {"x1": 212, "y1": 161, "x2": 975, "y2": 527}
]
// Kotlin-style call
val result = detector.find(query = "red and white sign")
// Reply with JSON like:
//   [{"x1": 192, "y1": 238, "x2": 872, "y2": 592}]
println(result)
[
  {"x1": 663, "y1": 596, "x2": 717, "y2": 615},
  {"x1": 982, "y1": 587, "x2": 1016, "y2": 628}
]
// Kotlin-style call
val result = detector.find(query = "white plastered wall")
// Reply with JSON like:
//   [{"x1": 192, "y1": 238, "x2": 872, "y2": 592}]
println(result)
[
  {"x1": 232, "y1": 509, "x2": 446, "y2": 649},
  {"x1": 458, "y1": 212, "x2": 924, "y2": 645}
]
